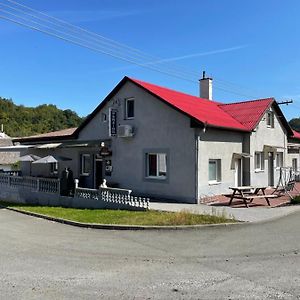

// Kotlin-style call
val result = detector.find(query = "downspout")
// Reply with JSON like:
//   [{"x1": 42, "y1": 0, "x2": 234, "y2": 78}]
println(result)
[
  {"x1": 195, "y1": 133, "x2": 199, "y2": 203},
  {"x1": 195, "y1": 122, "x2": 207, "y2": 203}
]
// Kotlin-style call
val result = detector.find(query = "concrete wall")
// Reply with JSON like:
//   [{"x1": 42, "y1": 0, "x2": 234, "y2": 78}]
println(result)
[
  {"x1": 197, "y1": 128, "x2": 244, "y2": 199},
  {"x1": 249, "y1": 106, "x2": 287, "y2": 187},
  {"x1": 77, "y1": 81, "x2": 197, "y2": 203}
]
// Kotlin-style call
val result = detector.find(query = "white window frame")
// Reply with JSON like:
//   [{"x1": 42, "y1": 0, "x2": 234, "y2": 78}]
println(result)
[
  {"x1": 50, "y1": 162, "x2": 58, "y2": 175},
  {"x1": 276, "y1": 152, "x2": 284, "y2": 168},
  {"x1": 266, "y1": 111, "x2": 274, "y2": 128},
  {"x1": 80, "y1": 154, "x2": 91, "y2": 176},
  {"x1": 255, "y1": 152, "x2": 265, "y2": 171},
  {"x1": 125, "y1": 98, "x2": 135, "y2": 120},
  {"x1": 208, "y1": 159, "x2": 221, "y2": 184},
  {"x1": 146, "y1": 153, "x2": 167, "y2": 180}
]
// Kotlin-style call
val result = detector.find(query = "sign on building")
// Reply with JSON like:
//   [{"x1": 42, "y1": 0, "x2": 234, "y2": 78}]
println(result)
[{"x1": 109, "y1": 108, "x2": 117, "y2": 136}]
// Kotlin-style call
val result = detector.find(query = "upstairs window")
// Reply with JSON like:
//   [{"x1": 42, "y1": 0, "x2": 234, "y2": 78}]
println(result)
[
  {"x1": 101, "y1": 113, "x2": 107, "y2": 122},
  {"x1": 255, "y1": 152, "x2": 265, "y2": 171},
  {"x1": 146, "y1": 153, "x2": 167, "y2": 179},
  {"x1": 125, "y1": 98, "x2": 134, "y2": 119},
  {"x1": 209, "y1": 159, "x2": 221, "y2": 183},
  {"x1": 266, "y1": 111, "x2": 274, "y2": 128}
]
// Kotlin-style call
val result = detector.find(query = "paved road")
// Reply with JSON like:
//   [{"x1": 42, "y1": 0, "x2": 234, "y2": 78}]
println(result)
[{"x1": 0, "y1": 209, "x2": 299, "y2": 300}]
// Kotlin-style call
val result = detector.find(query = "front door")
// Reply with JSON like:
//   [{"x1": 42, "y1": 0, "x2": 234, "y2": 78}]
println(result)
[
  {"x1": 268, "y1": 152, "x2": 274, "y2": 186},
  {"x1": 235, "y1": 158, "x2": 242, "y2": 186},
  {"x1": 94, "y1": 159, "x2": 103, "y2": 188}
]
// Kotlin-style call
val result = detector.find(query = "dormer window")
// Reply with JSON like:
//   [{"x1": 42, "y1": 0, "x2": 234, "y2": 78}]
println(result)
[
  {"x1": 125, "y1": 98, "x2": 134, "y2": 119},
  {"x1": 266, "y1": 111, "x2": 274, "y2": 128}
]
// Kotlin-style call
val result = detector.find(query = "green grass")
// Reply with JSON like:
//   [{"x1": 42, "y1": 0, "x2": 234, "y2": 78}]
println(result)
[
  {"x1": 0, "y1": 201, "x2": 235, "y2": 226},
  {"x1": 291, "y1": 196, "x2": 300, "y2": 205}
]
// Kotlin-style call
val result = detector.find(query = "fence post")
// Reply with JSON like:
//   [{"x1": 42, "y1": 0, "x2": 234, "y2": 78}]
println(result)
[{"x1": 37, "y1": 179, "x2": 40, "y2": 192}]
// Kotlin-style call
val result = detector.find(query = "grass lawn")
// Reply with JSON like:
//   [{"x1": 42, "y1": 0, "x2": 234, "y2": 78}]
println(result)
[{"x1": 0, "y1": 201, "x2": 236, "y2": 226}]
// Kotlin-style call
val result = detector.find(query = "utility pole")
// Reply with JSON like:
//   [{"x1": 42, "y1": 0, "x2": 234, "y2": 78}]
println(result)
[{"x1": 276, "y1": 100, "x2": 293, "y2": 106}]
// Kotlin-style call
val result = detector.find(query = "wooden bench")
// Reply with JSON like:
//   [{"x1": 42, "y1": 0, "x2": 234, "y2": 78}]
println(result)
[
  {"x1": 243, "y1": 194, "x2": 278, "y2": 206},
  {"x1": 228, "y1": 186, "x2": 278, "y2": 207}
]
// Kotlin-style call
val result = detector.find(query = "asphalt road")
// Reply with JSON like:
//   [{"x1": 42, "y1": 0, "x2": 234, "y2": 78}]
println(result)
[{"x1": 0, "y1": 208, "x2": 299, "y2": 300}]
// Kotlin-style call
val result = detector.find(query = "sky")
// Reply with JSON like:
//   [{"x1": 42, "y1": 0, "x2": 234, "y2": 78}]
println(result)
[{"x1": 0, "y1": 0, "x2": 300, "y2": 120}]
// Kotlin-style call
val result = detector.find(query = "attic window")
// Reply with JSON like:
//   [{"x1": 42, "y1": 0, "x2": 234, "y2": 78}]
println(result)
[
  {"x1": 266, "y1": 111, "x2": 274, "y2": 128},
  {"x1": 125, "y1": 98, "x2": 134, "y2": 119}
]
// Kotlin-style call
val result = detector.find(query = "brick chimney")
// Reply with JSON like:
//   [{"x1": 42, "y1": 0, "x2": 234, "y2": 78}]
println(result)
[{"x1": 199, "y1": 71, "x2": 213, "y2": 100}]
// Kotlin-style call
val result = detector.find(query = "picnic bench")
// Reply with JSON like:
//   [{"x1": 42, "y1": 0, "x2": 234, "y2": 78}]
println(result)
[{"x1": 226, "y1": 186, "x2": 278, "y2": 208}]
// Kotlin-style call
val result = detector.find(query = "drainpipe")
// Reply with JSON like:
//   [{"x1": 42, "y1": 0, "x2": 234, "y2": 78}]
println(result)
[
  {"x1": 195, "y1": 134, "x2": 199, "y2": 203},
  {"x1": 195, "y1": 123, "x2": 207, "y2": 203}
]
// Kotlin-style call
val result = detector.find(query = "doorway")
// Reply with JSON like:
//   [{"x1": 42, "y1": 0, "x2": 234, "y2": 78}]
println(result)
[
  {"x1": 268, "y1": 152, "x2": 274, "y2": 186},
  {"x1": 94, "y1": 159, "x2": 103, "y2": 188},
  {"x1": 235, "y1": 158, "x2": 242, "y2": 186}
]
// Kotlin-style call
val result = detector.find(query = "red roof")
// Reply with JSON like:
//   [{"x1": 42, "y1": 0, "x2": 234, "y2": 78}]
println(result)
[
  {"x1": 292, "y1": 130, "x2": 300, "y2": 140},
  {"x1": 130, "y1": 78, "x2": 274, "y2": 132},
  {"x1": 219, "y1": 99, "x2": 273, "y2": 131}
]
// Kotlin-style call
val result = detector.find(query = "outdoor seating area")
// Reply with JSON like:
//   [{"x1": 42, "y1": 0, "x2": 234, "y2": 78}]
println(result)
[{"x1": 203, "y1": 182, "x2": 300, "y2": 208}]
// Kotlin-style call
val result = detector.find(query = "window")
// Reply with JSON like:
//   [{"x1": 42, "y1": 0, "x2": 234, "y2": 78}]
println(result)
[
  {"x1": 208, "y1": 159, "x2": 221, "y2": 182},
  {"x1": 125, "y1": 98, "x2": 134, "y2": 119},
  {"x1": 292, "y1": 158, "x2": 298, "y2": 171},
  {"x1": 146, "y1": 153, "x2": 167, "y2": 179},
  {"x1": 101, "y1": 113, "x2": 107, "y2": 122},
  {"x1": 80, "y1": 154, "x2": 91, "y2": 175},
  {"x1": 255, "y1": 152, "x2": 265, "y2": 171},
  {"x1": 276, "y1": 152, "x2": 283, "y2": 168},
  {"x1": 266, "y1": 111, "x2": 274, "y2": 128},
  {"x1": 50, "y1": 162, "x2": 58, "y2": 174}
]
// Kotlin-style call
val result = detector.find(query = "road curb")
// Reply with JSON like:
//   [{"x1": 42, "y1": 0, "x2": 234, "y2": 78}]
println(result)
[{"x1": 2, "y1": 206, "x2": 243, "y2": 230}]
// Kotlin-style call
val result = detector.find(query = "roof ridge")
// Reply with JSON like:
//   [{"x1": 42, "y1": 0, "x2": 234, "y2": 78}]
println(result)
[
  {"x1": 218, "y1": 97, "x2": 274, "y2": 106},
  {"x1": 129, "y1": 77, "x2": 222, "y2": 105}
]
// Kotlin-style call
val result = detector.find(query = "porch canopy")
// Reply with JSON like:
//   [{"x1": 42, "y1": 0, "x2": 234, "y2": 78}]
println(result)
[
  {"x1": 32, "y1": 155, "x2": 72, "y2": 164},
  {"x1": 231, "y1": 152, "x2": 252, "y2": 169},
  {"x1": 0, "y1": 140, "x2": 103, "y2": 152},
  {"x1": 263, "y1": 145, "x2": 286, "y2": 157},
  {"x1": 18, "y1": 154, "x2": 41, "y2": 162}
]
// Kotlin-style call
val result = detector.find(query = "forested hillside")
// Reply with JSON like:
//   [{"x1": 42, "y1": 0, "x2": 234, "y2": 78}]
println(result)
[
  {"x1": 0, "y1": 97, "x2": 84, "y2": 137},
  {"x1": 289, "y1": 118, "x2": 300, "y2": 133}
]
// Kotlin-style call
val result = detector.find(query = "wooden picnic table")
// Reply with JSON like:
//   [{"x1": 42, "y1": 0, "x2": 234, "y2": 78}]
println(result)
[{"x1": 228, "y1": 186, "x2": 277, "y2": 208}]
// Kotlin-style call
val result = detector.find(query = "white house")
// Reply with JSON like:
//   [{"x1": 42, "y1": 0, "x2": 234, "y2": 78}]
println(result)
[{"x1": 8, "y1": 76, "x2": 300, "y2": 203}]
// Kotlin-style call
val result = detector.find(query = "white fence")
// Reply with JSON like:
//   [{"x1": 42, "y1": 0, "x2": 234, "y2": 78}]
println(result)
[
  {"x1": 75, "y1": 187, "x2": 149, "y2": 209},
  {"x1": 0, "y1": 174, "x2": 60, "y2": 194},
  {"x1": 0, "y1": 174, "x2": 149, "y2": 210}
]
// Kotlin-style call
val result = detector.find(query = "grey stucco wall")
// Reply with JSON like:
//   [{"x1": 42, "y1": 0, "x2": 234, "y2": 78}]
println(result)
[
  {"x1": 77, "y1": 81, "x2": 197, "y2": 203},
  {"x1": 197, "y1": 128, "x2": 244, "y2": 199},
  {"x1": 249, "y1": 106, "x2": 287, "y2": 187}
]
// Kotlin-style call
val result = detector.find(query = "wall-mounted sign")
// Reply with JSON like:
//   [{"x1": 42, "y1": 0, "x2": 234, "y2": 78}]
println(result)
[
  {"x1": 100, "y1": 146, "x2": 112, "y2": 157},
  {"x1": 109, "y1": 108, "x2": 117, "y2": 137}
]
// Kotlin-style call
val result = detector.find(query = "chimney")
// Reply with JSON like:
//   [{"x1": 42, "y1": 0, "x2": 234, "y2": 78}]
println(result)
[{"x1": 199, "y1": 71, "x2": 213, "y2": 100}]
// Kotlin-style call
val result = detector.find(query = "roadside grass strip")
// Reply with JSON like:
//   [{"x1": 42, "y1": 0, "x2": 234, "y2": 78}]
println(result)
[{"x1": 0, "y1": 201, "x2": 236, "y2": 226}]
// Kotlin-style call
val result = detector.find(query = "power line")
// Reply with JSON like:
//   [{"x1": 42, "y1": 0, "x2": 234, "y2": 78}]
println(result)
[
  {"x1": 0, "y1": 0, "x2": 261, "y2": 99},
  {"x1": 0, "y1": 5, "x2": 199, "y2": 83}
]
